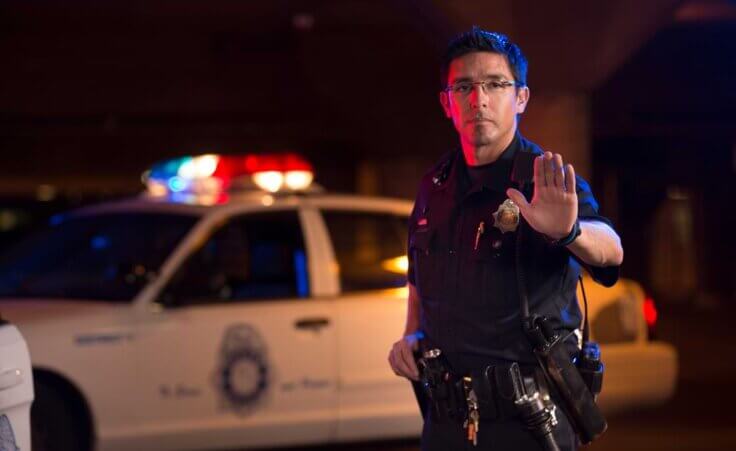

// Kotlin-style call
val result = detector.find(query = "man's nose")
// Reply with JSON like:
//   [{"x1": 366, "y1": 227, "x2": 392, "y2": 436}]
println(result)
[{"x1": 470, "y1": 84, "x2": 489, "y2": 109}]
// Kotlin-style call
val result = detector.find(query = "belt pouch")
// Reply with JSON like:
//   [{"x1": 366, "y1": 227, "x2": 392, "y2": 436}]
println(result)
[
  {"x1": 472, "y1": 366, "x2": 498, "y2": 421},
  {"x1": 535, "y1": 331, "x2": 607, "y2": 444},
  {"x1": 493, "y1": 364, "x2": 522, "y2": 420}
]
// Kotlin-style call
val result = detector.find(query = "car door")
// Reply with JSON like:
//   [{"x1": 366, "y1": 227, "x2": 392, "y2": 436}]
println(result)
[
  {"x1": 318, "y1": 207, "x2": 423, "y2": 442},
  {"x1": 131, "y1": 209, "x2": 337, "y2": 451}
]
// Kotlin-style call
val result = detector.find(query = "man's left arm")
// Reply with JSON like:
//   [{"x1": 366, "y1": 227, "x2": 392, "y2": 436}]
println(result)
[
  {"x1": 506, "y1": 151, "x2": 623, "y2": 269},
  {"x1": 567, "y1": 220, "x2": 623, "y2": 267}
]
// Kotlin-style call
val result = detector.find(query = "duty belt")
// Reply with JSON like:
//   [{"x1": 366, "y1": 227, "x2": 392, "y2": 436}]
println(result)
[{"x1": 418, "y1": 350, "x2": 559, "y2": 448}]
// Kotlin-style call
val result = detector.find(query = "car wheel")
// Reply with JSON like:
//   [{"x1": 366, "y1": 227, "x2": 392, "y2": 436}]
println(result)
[{"x1": 31, "y1": 381, "x2": 89, "y2": 451}]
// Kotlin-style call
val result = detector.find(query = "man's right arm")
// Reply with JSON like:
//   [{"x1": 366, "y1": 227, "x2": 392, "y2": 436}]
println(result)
[
  {"x1": 388, "y1": 282, "x2": 421, "y2": 381},
  {"x1": 403, "y1": 282, "x2": 421, "y2": 336}
]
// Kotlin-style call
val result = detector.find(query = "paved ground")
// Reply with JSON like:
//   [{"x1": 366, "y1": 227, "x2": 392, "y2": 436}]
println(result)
[
  {"x1": 280, "y1": 300, "x2": 736, "y2": 451},
  {"x1": 586, "y1": 302, "x2": 736, "y2": 451}
]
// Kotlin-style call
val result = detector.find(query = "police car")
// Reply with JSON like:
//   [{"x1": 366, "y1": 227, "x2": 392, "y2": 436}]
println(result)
[
  {"x1": 0, "y1": 319, "x2": 33, "y2": 451},
  {"x1": 0, "y1": 153, "x2": 676, "y2": 451},
  {"x1": 577, "y1": 275, "x2": 677, "y2": 414}
]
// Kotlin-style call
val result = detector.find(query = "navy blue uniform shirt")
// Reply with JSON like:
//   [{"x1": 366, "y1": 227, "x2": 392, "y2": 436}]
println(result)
[{"x1": 407, "y1": 133, "x2": 619, "y2": 373}]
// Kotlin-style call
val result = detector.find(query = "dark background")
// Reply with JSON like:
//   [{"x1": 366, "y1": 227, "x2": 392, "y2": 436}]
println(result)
[
  {"x1": 2, "y1": 0, "x2": 736, "y2": 449},
  {"x1": 2, "y1": 0, "x2": 735, "y2": 303}
]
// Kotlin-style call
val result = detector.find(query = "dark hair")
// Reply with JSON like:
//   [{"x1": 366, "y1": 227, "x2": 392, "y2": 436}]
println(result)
[{"x1": 441, "y1": 26, "x2": 528, "y2": 89}]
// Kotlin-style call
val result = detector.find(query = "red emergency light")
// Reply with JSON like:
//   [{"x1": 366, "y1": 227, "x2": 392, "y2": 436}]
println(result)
[
  {"x1": 643, "y1": 296, "x2": 658, "y2": 328},
  {"x1": 144, "y1": 153, "x2": 315, "y2": 199}
]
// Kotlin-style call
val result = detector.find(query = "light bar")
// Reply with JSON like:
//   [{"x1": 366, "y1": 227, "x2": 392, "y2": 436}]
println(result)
[{"x1": 143, "y1": 152, "x2": 315, "y2": 200}]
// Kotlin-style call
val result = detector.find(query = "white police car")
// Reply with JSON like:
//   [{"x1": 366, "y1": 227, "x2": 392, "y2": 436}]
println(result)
[
  {"x1": 0, "y1": 319, "x2": 33, "y2": 451},
  {"x1": 0, "y1": 153, "x2": 675, "y2": 451}
]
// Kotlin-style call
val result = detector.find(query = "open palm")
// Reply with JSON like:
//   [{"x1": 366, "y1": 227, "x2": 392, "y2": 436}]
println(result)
[{"x1": 506, "y1": 152, "x2": 577, "y2": 240}]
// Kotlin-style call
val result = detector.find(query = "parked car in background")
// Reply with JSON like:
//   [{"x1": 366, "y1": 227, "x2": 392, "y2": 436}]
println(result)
[
  {"x1": 580, "y1": 275, "x2": 677, "y2": 413},
  {"x1": 0, "y1": 153, "x2": 676, "y2": 451}
]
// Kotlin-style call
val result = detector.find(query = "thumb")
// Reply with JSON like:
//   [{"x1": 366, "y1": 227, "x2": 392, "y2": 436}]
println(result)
[{"x1": 506, "y1": 188, "x2": 530, "y2": 214}]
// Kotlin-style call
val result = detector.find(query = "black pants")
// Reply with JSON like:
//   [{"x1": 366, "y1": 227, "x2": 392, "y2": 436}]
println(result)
[{"x1": 420, "y1": 406, "x2": 578, "y2": 451}]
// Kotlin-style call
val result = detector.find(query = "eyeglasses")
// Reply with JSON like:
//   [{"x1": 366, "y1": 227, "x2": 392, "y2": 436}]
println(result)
[{"x1": 445, "y1": 79, "x2": 518, "y2": 96}]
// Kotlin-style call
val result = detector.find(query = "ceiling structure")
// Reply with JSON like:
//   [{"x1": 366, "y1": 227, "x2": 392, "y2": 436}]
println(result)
[{"x1": 0, "y1": 0, "x2": 731, "y2": 194}]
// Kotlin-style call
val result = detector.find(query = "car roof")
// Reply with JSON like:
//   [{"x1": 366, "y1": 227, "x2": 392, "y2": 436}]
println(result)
[{"x1": 67, "y1": 192, "x2": 414, "y2": 218}]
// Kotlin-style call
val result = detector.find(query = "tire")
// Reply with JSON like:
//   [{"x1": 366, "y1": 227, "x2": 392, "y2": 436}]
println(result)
[{"x1": 31, "y1": 381, "x2": 89, "y2": 451}]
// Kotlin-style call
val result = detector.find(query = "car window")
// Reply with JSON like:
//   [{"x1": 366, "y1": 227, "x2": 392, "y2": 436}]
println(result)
[
  {"x1": 0, "y1": 212, "x2": 198, "y2": 302},
  {"x1": 161, "y1": 210, "x2": 309, "y2": 306},
  {"x1": 321, "y1": 210, "x2": 407, "y2": 293}
]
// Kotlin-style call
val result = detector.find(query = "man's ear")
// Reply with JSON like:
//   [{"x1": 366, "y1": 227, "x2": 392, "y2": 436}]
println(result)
[
  {"x1": 516, "y1": 86, "x2": 530, "y2": 114},
  {"x1": 439, "y1": 91, "x2": 452, "y2": 118}
]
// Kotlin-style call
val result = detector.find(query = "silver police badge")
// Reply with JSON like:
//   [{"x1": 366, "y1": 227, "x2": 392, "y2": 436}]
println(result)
[{"x1": 492, "y1": 199, "x2": 520, "y2": 233}]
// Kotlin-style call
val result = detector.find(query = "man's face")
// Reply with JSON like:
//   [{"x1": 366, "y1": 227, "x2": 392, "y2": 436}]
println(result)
[{"x1": 440, "y1": 52, "x2": 529, "y2": 161}]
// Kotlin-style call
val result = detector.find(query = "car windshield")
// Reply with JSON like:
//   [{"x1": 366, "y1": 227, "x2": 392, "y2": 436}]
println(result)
[{"x1": 0, "y1": 211, "x2": 198, "y2": 302}]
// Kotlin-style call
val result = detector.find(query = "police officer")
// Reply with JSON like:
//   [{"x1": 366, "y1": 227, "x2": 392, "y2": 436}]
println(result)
[{"x1": 387, "y1": 28, "x2": 623, "y2": 450}]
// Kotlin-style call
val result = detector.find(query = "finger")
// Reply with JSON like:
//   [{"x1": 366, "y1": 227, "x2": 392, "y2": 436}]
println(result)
[
  {"x1": 398, "y1": 341, "x2": 419, "y2": 380},
  {"x1": 565, "y1": 163, "x2": 576, "y2": 193},
  {"x1": 388, "y1": 349, "x2": 400, "y2": 375},
  {"x1": 533, "y1": 155, "x2": 544, "y2": 188},
  {"x1": 506, "y1": 188, "x2": 530, "y2": 215},
  {"x1": 388, "y1": 344, "x2": 406, "y2": 376},
  {"x1": 400, "y1": 345, "x2": 420, "y2": 380},
  {"x1": 553, "y1": 153, "x2": 565, "y2": 189},
  {"x1": 543, "y1": 152, "x2": 554, "y2": 187},
  {"x1": 392, "y1": 343, "x2": 414, "y2": 379}
]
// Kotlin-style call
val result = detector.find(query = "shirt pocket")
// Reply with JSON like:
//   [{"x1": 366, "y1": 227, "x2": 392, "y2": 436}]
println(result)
[
  {"x1": 472, "y1": 239, "x2": 518, "y2": 318},
  {"x1": 409, "y1": 228, "x2": 442, "y2": 300}
]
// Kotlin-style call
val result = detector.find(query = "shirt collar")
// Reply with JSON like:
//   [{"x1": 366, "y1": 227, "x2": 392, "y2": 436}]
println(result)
[{"x1": 454, "y1": 132, "x2": 521, "y2": 196}]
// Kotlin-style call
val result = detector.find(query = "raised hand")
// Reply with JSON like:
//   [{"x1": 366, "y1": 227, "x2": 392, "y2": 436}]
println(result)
[{"x1": 506, "y1": 151, "x2": 577, "y2": 240}]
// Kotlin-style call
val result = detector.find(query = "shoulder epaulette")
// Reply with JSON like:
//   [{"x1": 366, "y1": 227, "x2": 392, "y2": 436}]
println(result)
[{"x1": 430, "y1": 150, "x2": 457, "y2": 187}]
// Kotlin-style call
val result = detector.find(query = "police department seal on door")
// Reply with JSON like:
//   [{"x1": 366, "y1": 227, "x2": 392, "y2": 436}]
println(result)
[{"x1": 213, "y1": 324, "x2": 271, "y2": 415}]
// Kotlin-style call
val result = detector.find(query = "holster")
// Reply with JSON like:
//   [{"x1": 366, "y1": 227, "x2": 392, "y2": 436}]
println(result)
[
  {"x1": 526, "y1": 324, "x2": 607, "y2": 444},
  {"x1": 417, "y1": 350, "x2": 464, "y2": 422},
  {"x1": 419, "y1": 356, "x2": 549, "y2": 424}
]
